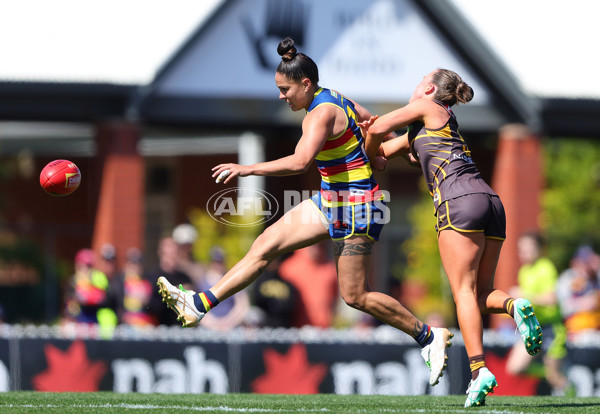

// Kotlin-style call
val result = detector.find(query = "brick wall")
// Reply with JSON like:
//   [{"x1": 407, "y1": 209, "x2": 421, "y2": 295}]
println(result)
[
  {"x1": 92, "y1": 122, "x2": 144, "y2": 269},
  {"x1": 491, "y1": 124, "x2": 543, "y2": 326}
]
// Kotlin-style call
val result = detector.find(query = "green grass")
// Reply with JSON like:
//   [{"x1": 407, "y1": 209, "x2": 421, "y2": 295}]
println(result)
[{"x1": 0, "y1": 392, "x2": 599, "y2": 413}]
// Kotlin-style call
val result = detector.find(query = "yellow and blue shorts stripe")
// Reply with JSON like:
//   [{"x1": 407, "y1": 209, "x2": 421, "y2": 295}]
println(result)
[{"x1": 310, "y1": 191, "x2": 387, "y2": 241}]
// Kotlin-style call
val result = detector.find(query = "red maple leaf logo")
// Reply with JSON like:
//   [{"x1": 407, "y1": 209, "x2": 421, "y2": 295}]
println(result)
[
  {"x1": 32, "y1": 340, "x2": 107, "y2": 392},
  {"x1": 485, "y1": 351, "x2": 541, "y2": 396},
  {"x1": 251, "y1": 343, "x2": 327, "y2": 394}
]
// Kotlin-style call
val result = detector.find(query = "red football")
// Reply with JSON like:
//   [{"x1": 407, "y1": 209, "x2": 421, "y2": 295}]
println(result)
[{"x1": 39, "y1": 159, "x2": 82, "y2": 196}]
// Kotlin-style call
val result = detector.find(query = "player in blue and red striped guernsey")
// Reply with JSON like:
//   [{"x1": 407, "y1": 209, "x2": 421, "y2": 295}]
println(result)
[{"x1": 157, "y1": 37, "x2": 453, "y2": 387}]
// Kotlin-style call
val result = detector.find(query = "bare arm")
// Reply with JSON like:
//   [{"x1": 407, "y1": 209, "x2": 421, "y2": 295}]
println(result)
[
  {"x1": 349, "y1": 99, "x2": 400, "y2": 170},
  {"x1": 212, "y1": 107, "x2": 334, "y2": 184},
  {"x1": 365, "y1": 101, "x2": 427, "y2": 161},
  {"x1": 380, "y1": 132, "x2": 411, "y2": 160},
  {"x1": 350, "y1": 99, "x2": 399, "y2": 141}
]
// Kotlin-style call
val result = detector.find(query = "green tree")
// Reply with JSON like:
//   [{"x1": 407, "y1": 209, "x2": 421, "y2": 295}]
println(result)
[
  {"x1": 399, "y1": 181, "x2": 455, "y2": 325},
  {"x1": 542, "y1": 138, "x2": 600, "y2": 270},
  {"x1": 188, "y1": 208, "x2": 262, "y2": 269}
]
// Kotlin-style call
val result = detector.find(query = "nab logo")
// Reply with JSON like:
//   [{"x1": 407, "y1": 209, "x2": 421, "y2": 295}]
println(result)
[
  {"x1": 242, "y1": 0, "x2": 307, "y2": 70},
  {"x1": 207, "y1": 187, "x2": 279, "y2": 227}
]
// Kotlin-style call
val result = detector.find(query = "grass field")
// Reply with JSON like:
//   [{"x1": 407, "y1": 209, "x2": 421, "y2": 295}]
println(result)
[{"x1": 0, "y1": 393, "x2": 599, "y2": 414}]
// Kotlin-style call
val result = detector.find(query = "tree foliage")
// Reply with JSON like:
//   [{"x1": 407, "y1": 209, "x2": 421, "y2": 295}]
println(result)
[
  {"x1": 188, "y1": 208, "x2": 262, "y2": 269},
  {"x1": 542, "y1": 138, "x2": 600, "y2": 270},
  {"x1": 400, "y1": 180, "x2": 455, "y2": 325}
]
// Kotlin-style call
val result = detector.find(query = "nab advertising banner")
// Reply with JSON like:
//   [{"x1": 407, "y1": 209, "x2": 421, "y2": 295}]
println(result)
[
  {"x1": 17, "y1": 339, "x2": 230, "y2": 393},
  {"x1": 2, "y1": 335, "x2": 600, "y2": 395},
  {"x1": 0, "y1": 339, "x2": 9, "y2": 392},
  {"x1": 239, "y1": 342, "x2": 466, "y2": 395}
]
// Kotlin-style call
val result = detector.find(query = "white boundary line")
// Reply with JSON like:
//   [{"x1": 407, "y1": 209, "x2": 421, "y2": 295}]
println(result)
[{"x1": 0, "y1": 403, "x2": 549, "y2": 413}]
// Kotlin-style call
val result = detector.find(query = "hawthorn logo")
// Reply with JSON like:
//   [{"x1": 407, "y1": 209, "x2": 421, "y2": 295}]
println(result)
[{"x1": 207, "y1": 187, "x2": 279, "y2": 227}]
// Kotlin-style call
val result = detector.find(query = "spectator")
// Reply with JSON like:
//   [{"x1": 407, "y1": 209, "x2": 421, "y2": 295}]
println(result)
[
  {"x1": 250, "y1": 255, "x2": 298, "y2": 328},
  {"x1": 506, "y1": 232, "x2": 568, "y2": 394},
  {"x1": 97, "y1": 243, "x2": 121, "y2": 331},
  {"x1": 108, "y1": 247, "x2": 157, "y2": 327},
  {"x1": 148, "y1": 237, "x2": 194, "y2": 325},
  {"x1": 172, "y1": 223, "x2": 205, "y2": 285},
  {"x1": 557, "y1": 245, "x2": 600, "y2": 341},
  {"x1": 64, "y1": 248, "x2": 117, "y2": 331},
  {"x1": 195, "y1": 247, "x2": 250, "y2": 331},
  {"x1": 278, "y1": 241, "x2": 338, "y2": 328},
  {"x1": 98, "y1": 243, "x2": 118, "y2": 281}
]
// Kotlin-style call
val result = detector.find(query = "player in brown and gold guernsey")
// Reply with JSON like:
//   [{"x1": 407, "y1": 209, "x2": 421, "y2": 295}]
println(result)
[{"x1": 363, "y1": 69, "x2": 543, "y2": 408}]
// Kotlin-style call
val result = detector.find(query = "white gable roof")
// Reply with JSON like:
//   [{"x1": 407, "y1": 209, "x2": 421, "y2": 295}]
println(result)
[
  {"x1": 0, "y1": 0, "x2": 598, "y2": 101},
  {"x1": 155, "y1": 0, "x2": 490, "y2": 104}
]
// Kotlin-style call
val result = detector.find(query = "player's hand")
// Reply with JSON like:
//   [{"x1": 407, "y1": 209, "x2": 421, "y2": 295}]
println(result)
[
  {"x1": 371, "y1": 155, "x2": 387, "y2": 171},
  {"x1": 358, "y1": 115, "x2": 379, "y2": 137},
  {"x1": 211, "y1": 163, "x2": 250, "y2": 184}
]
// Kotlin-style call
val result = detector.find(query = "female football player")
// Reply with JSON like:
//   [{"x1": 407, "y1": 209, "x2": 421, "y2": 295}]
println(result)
[
  {"x1": 363, "y1": 68, "x2": 543, "y2": 407},
  {"x1": 158, "y1": 38, "x2": 453, "y2": 387}
]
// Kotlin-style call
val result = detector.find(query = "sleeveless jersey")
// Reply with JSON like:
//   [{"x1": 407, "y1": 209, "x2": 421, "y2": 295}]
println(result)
[
  {"x1": 408, "y1": 100, "x2": 496, "y2": 209},
  {"x1": 308, "y1": 88, "x2": 377, "y2": 192}
]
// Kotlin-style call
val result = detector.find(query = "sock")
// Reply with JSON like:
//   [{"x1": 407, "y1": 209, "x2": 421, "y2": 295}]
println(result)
[
  {"x1": 469, "y1": 354, "x2": 486, "y2": 380},
  {"x1": 193, "y1": 290, "x2": 219, "y2": 313},
  {"x1": 504, "y1": 298, "x2": 515, "y2": 317},
  {"x1": 414, "y1": 323, "x2": 434, "y2": 347}
]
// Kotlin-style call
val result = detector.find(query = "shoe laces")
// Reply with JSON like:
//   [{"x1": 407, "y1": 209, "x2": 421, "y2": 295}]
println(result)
[
  {"x1": 466, "y1": 379, "x2": 474, "y2": 395},
  {"x1": 421, "y1": 344, "x2": 432, "y2": 368}
]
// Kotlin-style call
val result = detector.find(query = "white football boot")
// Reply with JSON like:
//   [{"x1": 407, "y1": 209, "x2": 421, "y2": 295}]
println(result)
[
  {"x1": 420, "y1": 327, "x2": 454, "y2": 385},
  {"x1": 157, "y1": 276, "x2": 204, "y2": 327}
]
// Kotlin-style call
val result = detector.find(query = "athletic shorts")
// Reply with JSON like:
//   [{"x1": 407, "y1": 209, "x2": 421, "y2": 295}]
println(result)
[
  {"x1": 435, "y1": 193, "x2": 506, "y2": 240},
  {"x1": 310, "y1": 190, "x2": 388, "y2": 241}
]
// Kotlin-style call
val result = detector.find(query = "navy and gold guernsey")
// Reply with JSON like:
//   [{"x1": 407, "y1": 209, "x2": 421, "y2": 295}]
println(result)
[
  {"x1": 307, "y1": 88, "x2": 387, "y2": 241},
  {"x1": 408, "y1": 100, "x2": 497, "y2": 211}
]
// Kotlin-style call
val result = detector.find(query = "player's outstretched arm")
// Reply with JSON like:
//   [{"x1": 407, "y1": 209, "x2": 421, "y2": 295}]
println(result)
[
  {"x1": 365, "y1": 100, "x2": 428, "y2": 163},
  {"x1": 212, "y1": 106, "x2": 332, "y2": 184}
]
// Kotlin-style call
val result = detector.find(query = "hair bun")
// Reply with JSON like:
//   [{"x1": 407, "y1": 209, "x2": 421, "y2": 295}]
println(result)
[
  {"x1": 456, "y1": 81, "x2": 474, "y2": 104},
  {"x1": 278, "y1": 37, "x2": 297, "y2": 62}
]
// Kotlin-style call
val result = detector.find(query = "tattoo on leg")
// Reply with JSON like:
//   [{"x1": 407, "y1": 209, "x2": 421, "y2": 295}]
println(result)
[
  {"x1": 333, "y1": 242, "x2": 343, "y2": 256},
  {"x1": 412, "y1": 321, "x2": 423, "y2": 337},
  {"x1": 333, "y1": 241, "x2": 373, "y2": 256}
]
